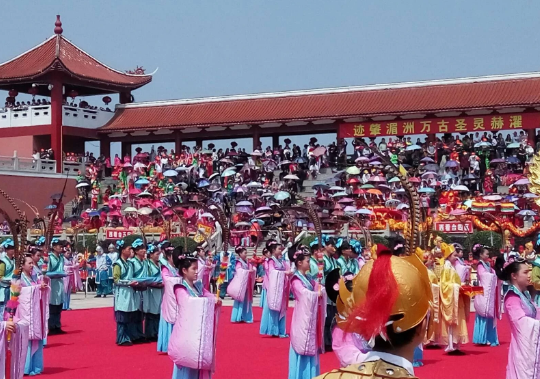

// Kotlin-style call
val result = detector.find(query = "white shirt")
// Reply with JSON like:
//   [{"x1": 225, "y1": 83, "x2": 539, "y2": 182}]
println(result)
[{"x1": 362, "y1": 351, "x2": 415, "y2": 376}]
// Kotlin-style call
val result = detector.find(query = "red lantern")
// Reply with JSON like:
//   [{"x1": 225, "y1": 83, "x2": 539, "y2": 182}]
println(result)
[
  {"x1": 69, "y1": 90, "x2": 78, "y2": 100},
  {"x1": 102, "y1": 96, "x2": 112, "y2": 105},
  {"x1": 8, "y1": 89, "x2": 18, "y2": 98},
  {"x1": 28, "y1": 87, "x2": 38, "y2": 98}
]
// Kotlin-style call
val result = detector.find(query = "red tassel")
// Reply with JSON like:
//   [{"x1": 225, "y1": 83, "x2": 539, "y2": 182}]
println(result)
[{"x1": 345, "y1": 245, "x2": 398, "y2": 340}]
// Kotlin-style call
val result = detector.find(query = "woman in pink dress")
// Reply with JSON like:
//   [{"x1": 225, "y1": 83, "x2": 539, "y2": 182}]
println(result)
[{"x1": 495, "y1": 254, "x2": 540, "y2": 379}]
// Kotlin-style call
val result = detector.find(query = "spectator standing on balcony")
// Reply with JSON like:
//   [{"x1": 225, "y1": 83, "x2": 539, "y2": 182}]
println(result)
[{"x1": 104, "y1": 155, "x2": 111, "y2": 177}]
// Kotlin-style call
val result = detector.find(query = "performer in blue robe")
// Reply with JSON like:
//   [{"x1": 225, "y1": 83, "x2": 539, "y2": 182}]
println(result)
[
  {"x1": 113, "y1": 238, "x2": 139, "y2": 346},
  {"x1": 95, "y1": 245, "x2": 112, "y2": 297},
  {"x1": 128, "y1": 238, "x2": 148, "y2": 343},
  {"x1": 46, "y1": 238, "x2": 66, "y2": 335},
  {"x1": 0, "y1": 238, "x2": 16, "y2": 316},
  {"x1": 143, "y1": 244, "x2": 163, "y2": 341}
]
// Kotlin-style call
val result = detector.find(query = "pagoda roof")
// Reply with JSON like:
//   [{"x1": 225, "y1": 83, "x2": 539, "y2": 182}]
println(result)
[
  {"x1": 0, "y1": 33, "x2": 152, "y2": 92},
  {"x1": 99, "y1": 71, "x2": 540, "y2": 133}
]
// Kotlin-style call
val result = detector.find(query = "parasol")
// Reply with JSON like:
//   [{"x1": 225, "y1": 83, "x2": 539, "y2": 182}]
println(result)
[
  {"x1": 163, "y1": 170, "x2": 178, "y2": 177},
  {"x1": 284, "y1": 174, "x2": 300, "y2": 180},
  {"x1": 312, "y1": 146, "x2": 327, "y2": 157},
  {"x1": 346, "y1": 166, "x2": 360, "y2": 175}
]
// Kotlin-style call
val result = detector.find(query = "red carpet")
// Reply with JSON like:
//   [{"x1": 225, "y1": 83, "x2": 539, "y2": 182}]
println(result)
[{"x1": 41, "y1": 307, "x2": 509, "y2": 378}]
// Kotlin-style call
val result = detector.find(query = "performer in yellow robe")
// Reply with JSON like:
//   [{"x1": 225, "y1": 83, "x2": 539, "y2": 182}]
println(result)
[
  {"x1": 422, "y1": 252, "x2": 440, "y2": 347},
  {"x1": 439, "y1": 243, "x2": 469, "y2": 354}
]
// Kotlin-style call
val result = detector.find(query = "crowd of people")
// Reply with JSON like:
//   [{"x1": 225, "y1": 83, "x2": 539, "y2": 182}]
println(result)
[{"x1": 1, "y1": 98, "x2": 51, "y2": 112}]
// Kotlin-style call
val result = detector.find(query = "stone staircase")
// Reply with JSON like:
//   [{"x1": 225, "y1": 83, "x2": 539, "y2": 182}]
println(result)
[{"x1": 298, "y1": 168, "x2": 336, "y2": 198}]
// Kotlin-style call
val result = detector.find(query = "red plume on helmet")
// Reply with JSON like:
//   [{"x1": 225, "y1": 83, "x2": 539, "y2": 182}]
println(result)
[{"x1": 345, "y1": 244, "x2": 399, "y2": 341}]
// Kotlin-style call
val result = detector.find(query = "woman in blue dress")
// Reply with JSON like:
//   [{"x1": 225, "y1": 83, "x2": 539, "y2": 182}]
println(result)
[{"x1": 230, "y1": 246, "x2": 255, "y2": 323}]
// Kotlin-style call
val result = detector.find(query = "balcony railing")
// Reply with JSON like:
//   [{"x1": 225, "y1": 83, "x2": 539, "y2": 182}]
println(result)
[
  {"x1": 0, "y1": 156, "x2": 56, "y2": 173},
  {"x1": 0, "y1": 105, "x2": 115, "y2": 129}
]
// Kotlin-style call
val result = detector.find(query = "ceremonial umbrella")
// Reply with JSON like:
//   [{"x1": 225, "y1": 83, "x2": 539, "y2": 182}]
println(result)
[
  {"x1": 445, "y1": 160, "x2": 459, "y2": 168},
  {"x1": 221, "y1": 168, "x2": 236, "y2": 177},
  {"x1": 284, "y1": 174, "x2": 300, "y2": 180},
  {"x1": 329, "y1": 186, "x2": 345, "y2": 192},
  {"x1": 356, "y1": 209, "x2": 373, "y2": 215},
  {"x1": 75, "y1": 182, "x2": 89, "y2": 188},
  {"x1": 312, "y1": 146, "x2": 327, "y2": 157},
  {"x1": 331, "y1": 191, "x2": 348, "y2": 198},
  {"x1": 360, "y1": 184, "x2": 375, "y2": 189},
  {"x1": 453, "y1": 185, "x2": 470, "y2": 192},
  {"x1": 369, "y1": 176, "x2": 386, "y2": 183},
  {"x1": 137, "y1": 207, "x2": 153, "y2": 216},
  {"x1": 405, "y1": 144, "x2": 422, "y2": 151},
  {"x1": 518, "y1": 210, "x2": 537, "y2": 217},
  {"x1": 135, "y1": 178, "x2": 150, "y2": 185},
  {"x1": 237, "y1": 201, "x2": 253, "y2": 206},
  {"x1": 388, "y1": 177, "x2": 400, "y2": 183},
  {"x1": 274, "y1": 191, "x2": 291, "y2": 201},
  {"x1": 366, "y1": 189, "x2": 383, "y2": 196},
  {"x1": 312, "y1": 183, "x2": 330, "y2": 191},
  {"x1": 514, "y1": 178, "x2": 531, "y2": 186},
  {"x1": 164, "y1": 170, "x2": 178, "y2": 177},
  {"x1": 418, "y1": 187, "x2": 435, "y2": 193},
  {"x1": 346, "y1": 166, "x2": 360, "y2": 175},
  {"x1": 420, "y1": 157, "x2": 435, "y2": 163}
]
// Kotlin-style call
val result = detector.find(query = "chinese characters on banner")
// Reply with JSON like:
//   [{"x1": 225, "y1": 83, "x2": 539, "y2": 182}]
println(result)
[
  {"x1": 433, "y1": 221, "x2": 473, "y2": 234},
  {"x1": 193, "y1": 223, "x2": 214, "y2": 243},
  {"x1": 338, "y1": 113, "x2": 540, "y2": 139},
  {"x1": 105, "y1": 229, "x2": 134, "y2": 240}
]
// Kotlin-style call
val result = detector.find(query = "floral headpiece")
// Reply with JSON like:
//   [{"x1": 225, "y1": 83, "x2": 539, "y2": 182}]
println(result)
[
  {"x1": 132, "y1": 238, "x2": 145, "y2": 249},
  {"x1": 116, "y1": 240, "x2": 125, "y2": 249}
]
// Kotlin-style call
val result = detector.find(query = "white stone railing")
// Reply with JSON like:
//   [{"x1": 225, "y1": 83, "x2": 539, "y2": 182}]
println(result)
[
  {"x1": 0, "y1": 156, "x2": 56, "y2": 173},
  {"x1": 62, "y1": 106, "x2": 115, "y2": 129},
  {"x1": 0, "y1": 105, "x2": 115, "y2": 129}
]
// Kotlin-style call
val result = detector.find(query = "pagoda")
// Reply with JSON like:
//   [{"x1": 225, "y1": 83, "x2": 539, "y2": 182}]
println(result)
[{"x1": 0, "y1": 15, "x2": 151, "y2": 172}]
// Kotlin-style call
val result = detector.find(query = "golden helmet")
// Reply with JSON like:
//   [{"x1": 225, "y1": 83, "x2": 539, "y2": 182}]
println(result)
[{"x1": 336, "y1": 244, "x2": 432, "y2": 340}]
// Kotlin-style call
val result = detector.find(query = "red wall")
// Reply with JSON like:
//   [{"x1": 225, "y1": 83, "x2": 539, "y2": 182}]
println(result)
[
  {"x1": 0, "y1": 136, "x2": 34, "y2": 157},
  {"x1": 0, "y1": 175, "x2": 78, "y2": 216}
]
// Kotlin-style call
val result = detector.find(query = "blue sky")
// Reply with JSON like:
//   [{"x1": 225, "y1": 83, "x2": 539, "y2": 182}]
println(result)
[{"x1": 3, "y1": 1, "x2": 540, "y2": 155}]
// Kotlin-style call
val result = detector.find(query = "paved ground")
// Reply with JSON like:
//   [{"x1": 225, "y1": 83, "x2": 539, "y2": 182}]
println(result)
[{"x1": 69, "y1": 291, "x2": 245, "y2": 310}]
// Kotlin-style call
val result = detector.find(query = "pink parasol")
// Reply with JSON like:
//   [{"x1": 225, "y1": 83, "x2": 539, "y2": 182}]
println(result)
[{"x1": 312, "y1": 146, "x2": 327, "y2": 157}]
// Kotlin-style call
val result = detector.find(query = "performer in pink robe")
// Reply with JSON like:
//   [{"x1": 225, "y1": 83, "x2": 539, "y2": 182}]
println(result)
[
  {"x1": 17, "y1": 255, "x2": 50, "y2": 376},
  {"x1": 168, "y1": 255, "x2": 221, "y2": 379},
  {"x1": 495, "y1": 254, "x2": 540, "y2": 379},
  {"x1": 259, "y1": 242, "x2": 290, "y2": 337},
  {"x1": 453, "y1": 246, "x2": 470, "y2": 284},
  {"x1": 196, "y1": 247, "x2": 213, "y2": 291},
  {"x1": 228, "y1": 247, "x2": 255, "y2": 323},
  {"x1": 472, "y1": 245, "x2": 500, "y2": 346},
  {"x1": 288, "y1": 248, "x2": 326, "y2": 379},
  {"x1": 157, "y1": 244, "x2": 182, "y2": 353}
]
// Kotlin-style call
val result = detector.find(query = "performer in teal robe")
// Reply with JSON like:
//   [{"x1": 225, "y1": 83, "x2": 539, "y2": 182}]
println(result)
[
  {"x1": 336, "y1": 239, "x2": 359, "y2": 276},
  {"x1": 231, "y1": 247, "x2": 254, "y2": 323},
  {"x1": 321, "y1": 235, "x2": 337, "y2": 351},
  {"x1": 143, "y1": 244, "x2": 163, "y2": 341},
  {"x1": 0, "y1": 238, "x2": 16, "y2": 315},
  {"x1": 47, "y1": 238, "x2": 66, "y2": 334},
  {"x1": 129, "y1": 238, "x2": 148, "y2": 343},
  {"x1": 113, "y1": 238, "x2": 140, "y2": 346}
]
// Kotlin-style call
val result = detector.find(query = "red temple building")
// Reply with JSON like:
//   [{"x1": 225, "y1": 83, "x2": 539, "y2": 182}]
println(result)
[
  {"x1": 0, "y1": 15, "x2": 151, "y2": 173},
  {"x1": 1, "y1": 15, "x2": 540, "y2": 180}
]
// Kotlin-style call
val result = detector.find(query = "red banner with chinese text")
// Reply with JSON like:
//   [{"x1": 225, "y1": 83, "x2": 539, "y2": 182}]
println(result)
[
  {"x1": 105, "y1": 228, "x2": 134, "y2": 240},
  {"x1": 338, "y1": 113, "x2": 540, "y2": 139},
  {"x1": 433, "y1": 221, "x2": 474, "y2": 234}
]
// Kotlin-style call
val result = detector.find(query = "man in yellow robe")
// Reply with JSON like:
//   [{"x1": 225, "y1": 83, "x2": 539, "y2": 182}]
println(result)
[{"x1": 439, "y1": 243, "x2": 469, "y2": 354}]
